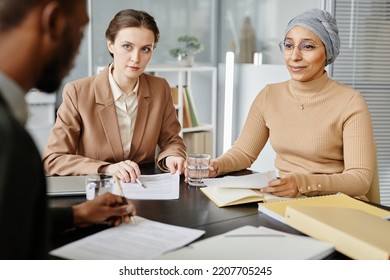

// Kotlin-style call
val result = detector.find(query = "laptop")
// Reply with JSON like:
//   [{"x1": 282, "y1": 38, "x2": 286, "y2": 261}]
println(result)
[{"x1": 46, "y1": 176, "x2": 88, "y2": 196}]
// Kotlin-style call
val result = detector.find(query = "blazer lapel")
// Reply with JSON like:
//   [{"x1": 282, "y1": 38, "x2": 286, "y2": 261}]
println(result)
[
  {"x1": 95, "y1": 68, "x2": 124, "y2": 162},
  {"x1": 130, "y1": 74, "x2": 151, "y2": 158}
]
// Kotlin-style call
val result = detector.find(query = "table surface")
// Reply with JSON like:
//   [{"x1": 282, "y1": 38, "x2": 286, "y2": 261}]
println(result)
[{"x1": 50, "y1": 163, "x2": 376, "y2": 259}]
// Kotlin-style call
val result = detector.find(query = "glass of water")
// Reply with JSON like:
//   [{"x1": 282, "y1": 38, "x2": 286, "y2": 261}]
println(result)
[{"x1": 187, "y1": 154, "x2": 210, "y2": 188}]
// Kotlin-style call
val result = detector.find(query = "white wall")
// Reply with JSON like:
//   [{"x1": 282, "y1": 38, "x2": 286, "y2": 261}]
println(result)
[{"x1": 217, "y1": 64, "x2": 290, "y2": 172}]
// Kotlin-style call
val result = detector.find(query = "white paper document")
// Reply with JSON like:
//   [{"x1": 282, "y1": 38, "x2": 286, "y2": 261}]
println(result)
[
  {"x1": 202, "y1": 171, "x2": 277, "y2": 189},
  {"x1": 113, "y1": 172, "x2": 180, "y2": 200},
  {"x1": 157, "y1": 225, "x2": 334, "y2": 260},
  {"x1": 50, "y1": 216, "x2": 205, "y2": 260}
]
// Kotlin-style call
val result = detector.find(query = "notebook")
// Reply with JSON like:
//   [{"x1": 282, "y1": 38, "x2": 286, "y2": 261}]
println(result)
[
  {"x1": 156, "y1": 225, "x2": 335, "y2": 260},
  {"x1": 285, "y1": 206, "x2": 390, "y2": 259},
  {"x1": 257, "y1": 192, "x2": 390, "y2": 223},
  {"x1": 46, "y1": 176, "x2": 88, "y2": 196}
]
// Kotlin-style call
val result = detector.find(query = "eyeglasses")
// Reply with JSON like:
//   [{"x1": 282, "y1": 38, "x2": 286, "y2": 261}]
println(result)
[{"x1": 279, "y1": 40, "x2": 320, "y2": 55}]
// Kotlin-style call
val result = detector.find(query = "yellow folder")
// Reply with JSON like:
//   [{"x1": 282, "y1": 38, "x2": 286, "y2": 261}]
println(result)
[
  {"x1": 285, "y1": 206, "x2": 390, "y2": 260},
  {"x1": 257, "y1": 192, "x2": 390, "y2": 223}
]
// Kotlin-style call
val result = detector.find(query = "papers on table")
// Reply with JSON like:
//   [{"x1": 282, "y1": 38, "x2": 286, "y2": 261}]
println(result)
[
  {"x1": 113, "y1": 172, "x2": 180, "y2": 200},
  {"x1": 202, "y1": 171, "x2": 277, "y2": 189},
  {"x1": 157, "y1": 225, "x2": 334, "y2": 260},
  {"x1": 50, "y1": 216, "x2": 205, "y2": 260}
]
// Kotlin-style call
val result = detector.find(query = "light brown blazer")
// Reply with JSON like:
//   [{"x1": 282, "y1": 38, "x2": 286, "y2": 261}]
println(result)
[{"x1": 43, "y1": 66, "x2": 186, "y2": 175}]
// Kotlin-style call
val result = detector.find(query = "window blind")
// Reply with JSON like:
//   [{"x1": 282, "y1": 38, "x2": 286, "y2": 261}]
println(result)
[{"x1": 331, "y1": 0, "x2": 390, "y2": 206}]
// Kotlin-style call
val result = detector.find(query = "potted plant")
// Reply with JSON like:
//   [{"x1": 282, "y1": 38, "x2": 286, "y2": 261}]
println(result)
[{"x1": 170, "y1": 35, "x2": 204, "y2": 66}]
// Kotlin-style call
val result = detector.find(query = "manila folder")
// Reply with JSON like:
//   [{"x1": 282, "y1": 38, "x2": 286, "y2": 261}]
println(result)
[{"x1": 285, "y1": 206, "x2": 390, "y2": 260}]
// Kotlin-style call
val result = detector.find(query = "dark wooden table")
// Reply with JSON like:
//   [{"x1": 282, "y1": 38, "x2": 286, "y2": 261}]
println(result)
[{"x1": 52, "y1": 163, "x2": 386, "y2": 259}]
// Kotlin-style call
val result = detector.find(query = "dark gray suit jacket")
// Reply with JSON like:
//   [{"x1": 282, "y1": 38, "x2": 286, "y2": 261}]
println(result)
[{"x1": 0, "y1": 94, "x2": 73, "y2": 259}]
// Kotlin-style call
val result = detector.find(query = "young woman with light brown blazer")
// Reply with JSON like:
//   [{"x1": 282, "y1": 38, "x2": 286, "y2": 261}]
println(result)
[{"x1": 43, "y1": 9, "x2": 186, "y2": 183}]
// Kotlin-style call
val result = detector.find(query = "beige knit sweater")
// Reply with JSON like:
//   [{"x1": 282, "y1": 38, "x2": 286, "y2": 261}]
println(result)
[{"x1": 216, "y1": 72, "x2": 375, "y2": 199}]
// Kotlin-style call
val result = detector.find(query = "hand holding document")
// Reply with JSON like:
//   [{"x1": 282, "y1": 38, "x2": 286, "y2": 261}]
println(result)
[
  {"x1": 50, "y1": 216, "x2": 205, "y2": 260},
  {"x1": 112, "y1": 172, "x2": 180, "y2": 200}
]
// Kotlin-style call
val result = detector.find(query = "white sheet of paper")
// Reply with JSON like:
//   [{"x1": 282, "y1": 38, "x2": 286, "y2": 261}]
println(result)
[
  {"x1": 113, "y1": 172, "x2": 180, "y2": 200},
  {"x1": 50, "y1": 216, "x2": 205, "y2": 260},
  {"x1": 202, "y1": 171, "x2": 277, "y2": 189},
  {"x1": 157, "y1": 225, "x2": 334, "y2": 260}
]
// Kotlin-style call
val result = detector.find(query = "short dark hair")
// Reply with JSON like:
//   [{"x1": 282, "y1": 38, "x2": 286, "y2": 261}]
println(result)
[
  {"x1": 0, "y1": 0, "x2": 77, "y2": 32},
  {"x1": 105, "y1": 9, "x2": 160, "y2": 47}
]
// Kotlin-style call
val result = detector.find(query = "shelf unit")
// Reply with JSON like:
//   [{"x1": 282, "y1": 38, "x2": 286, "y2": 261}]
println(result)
[{"x1": 146, "y1": 65, "x2": 217, "y2": 158}]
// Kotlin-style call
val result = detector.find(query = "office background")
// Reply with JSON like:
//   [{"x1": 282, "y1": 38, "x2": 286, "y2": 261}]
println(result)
[{"x1": 29, "y1": 0, "x2": 390, "y2": 206}]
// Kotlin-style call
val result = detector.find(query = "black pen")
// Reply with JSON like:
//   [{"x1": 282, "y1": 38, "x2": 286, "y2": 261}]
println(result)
[{"x1": 114, "y1": 175, "x2": 136, "y2": 224}]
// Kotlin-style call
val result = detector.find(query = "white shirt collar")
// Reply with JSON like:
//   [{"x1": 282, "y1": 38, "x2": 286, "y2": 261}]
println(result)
[{"x1": 108, "y1": 63, "x2": 139, "y2": 101}]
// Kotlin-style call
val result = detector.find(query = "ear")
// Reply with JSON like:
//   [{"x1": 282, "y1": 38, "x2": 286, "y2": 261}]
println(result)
[
  {"x1": 40, "y1": 2, "x2": 66, "y2": 40},
  {"x1": 107, "y1": 40, "x2": 114, "y2": 55}
]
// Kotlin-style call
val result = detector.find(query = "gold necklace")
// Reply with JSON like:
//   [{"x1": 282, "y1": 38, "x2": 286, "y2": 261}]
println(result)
[
  {"x1": 292, "y1": 91, "x2": 306, "y2": 110},
  {"x1": 289, "y1": 82, "x2": 305, "y2": 110},
  {"x1": 298, "y1": 97, "x2": 305, "y2": 110},
  {"x1": 290, "y1": 85, "x2": 308, "y2": 110},
  {"x1": 290, "y1": 75, "x2": 328, "y2": 110}
]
